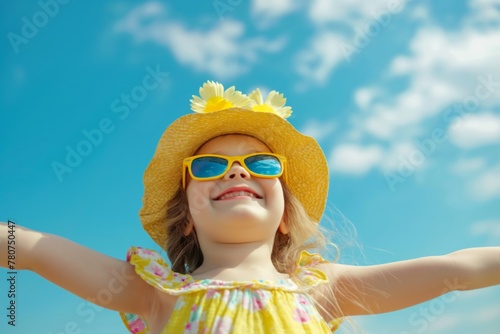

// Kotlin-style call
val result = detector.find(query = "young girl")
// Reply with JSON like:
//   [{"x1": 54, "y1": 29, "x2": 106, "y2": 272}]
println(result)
[{"x1": 1, "y1": 81, "x2": 499, "y2": 333}]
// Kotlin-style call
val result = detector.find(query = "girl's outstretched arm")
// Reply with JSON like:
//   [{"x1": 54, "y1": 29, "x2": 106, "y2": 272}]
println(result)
[
  {"x1": 0, "y1": 222, "x2": 164, "y2": 320},
  {"x1": 314, "y1": 247, "x2": 500, "y2": 317}
]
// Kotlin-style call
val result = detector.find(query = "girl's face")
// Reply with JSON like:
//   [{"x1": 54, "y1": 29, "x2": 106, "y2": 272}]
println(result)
[{"x1": 185, "y1": 134, "x2": 286, "y2": 244}]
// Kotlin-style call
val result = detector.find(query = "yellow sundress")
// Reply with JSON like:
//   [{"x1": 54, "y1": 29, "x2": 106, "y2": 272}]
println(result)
[{"x1": 120, "y1": 246, "x2": 342, "y2": 333}]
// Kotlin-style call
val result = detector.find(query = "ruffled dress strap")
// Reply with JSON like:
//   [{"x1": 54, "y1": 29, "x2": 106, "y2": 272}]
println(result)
[
  {"x1": 292, "y1": 251, "x2": 329, "y2": 288},
  {"x1": 293, "y1": 251, "x2": 343, "y2": 333},
  {"x1": 120, "y1": 246, "x2": 192, "y2": 334},
  {"x1": 129, "y1": 246, "x2": 194, "y2": 290}
]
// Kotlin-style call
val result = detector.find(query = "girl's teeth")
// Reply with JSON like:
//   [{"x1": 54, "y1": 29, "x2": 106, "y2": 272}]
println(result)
[{"x1": 219, "y1": 191, "x2": 256, "y2": 200}]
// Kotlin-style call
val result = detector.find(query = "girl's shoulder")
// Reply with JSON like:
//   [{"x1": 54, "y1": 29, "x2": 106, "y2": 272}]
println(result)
[{"x1": 125, "y1": 246, "x2": 193, "y2": 293}]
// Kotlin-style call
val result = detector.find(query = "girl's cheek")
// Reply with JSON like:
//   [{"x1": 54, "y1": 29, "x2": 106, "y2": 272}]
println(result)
[{"x1": 188, "y1": 183, "x2": 214, "y2": 216}]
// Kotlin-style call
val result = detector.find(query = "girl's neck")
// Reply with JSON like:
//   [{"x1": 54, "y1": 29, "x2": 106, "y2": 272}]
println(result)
[{"x1": 190, "y1": 241, "x2": 288, "y2": 281}]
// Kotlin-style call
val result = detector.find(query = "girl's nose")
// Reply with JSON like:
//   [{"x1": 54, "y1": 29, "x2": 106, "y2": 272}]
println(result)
[{"x1": 223, "y1": 162, "x2": 251, "y2": 181}]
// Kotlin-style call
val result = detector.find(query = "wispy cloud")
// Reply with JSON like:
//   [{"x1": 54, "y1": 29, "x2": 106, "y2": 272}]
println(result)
[
  {"x1": 294, "y1": 31, "x2": 347, "y2": 87},
  {"x1": 115, "y1": 2, "x2": 286, "y2": 79},
  {"x1": 300, "y1": 119, "x2": 336, "y2": 142},
  {"x1": 449, "y1": 157, "x2": 500, "y2": 202},
  {"x1": 251, "y1": 0, "x2": 297, "y2": 29},
  {"x1": 448, "y1": 112, "x2": 500, "y2": 149},
  {"x1": 358, "y1": 23, "x2": 500, "y2": 141},
  {"x1": 470, "y1": 219, "x2": 500, "y2": 240},
  {"x1": 425, "y1": 303, "x2": 500, "y2": 333},
  {"x1": 468, "y1": 0, "x2": 500, "y2": 22},
  {"x1": 329, "y1": 143, "x2": 384, "y2": 175},
  {"x1": 308, "y1": 0, "x2": 390, "y2": 27},
  {"x1": 468, "y1": 163, "x2": 500, "y2": 201},
  {"x1": 295, "y1": 0, "x2": 414, "y2": 86},
  {"x1": 354, "y1": 87, "x2": 383, "y2": 110}
]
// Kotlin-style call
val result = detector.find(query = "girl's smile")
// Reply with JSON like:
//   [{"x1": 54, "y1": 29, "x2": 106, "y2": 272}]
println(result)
[{"x1": 214, "y1": 186, "x2": 263, "y2": 201}]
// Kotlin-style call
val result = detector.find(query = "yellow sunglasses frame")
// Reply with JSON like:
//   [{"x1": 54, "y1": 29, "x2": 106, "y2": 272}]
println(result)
[{"x1": 182, "y1": 153, "x2": 287, "y2": 189}]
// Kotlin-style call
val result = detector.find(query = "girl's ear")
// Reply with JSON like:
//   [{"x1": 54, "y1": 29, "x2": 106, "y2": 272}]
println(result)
[
  {"x1": 278, "y1": 220, "x2": 289, "y2": 234},
  {"x1": 184, "y1": 214, "x2": 194, "y2": 236}
]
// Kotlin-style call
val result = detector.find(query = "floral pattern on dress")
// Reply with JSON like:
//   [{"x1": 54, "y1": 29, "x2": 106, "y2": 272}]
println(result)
[{"x1": 119, "y1": 247, "x2": 342, "y2": 333}]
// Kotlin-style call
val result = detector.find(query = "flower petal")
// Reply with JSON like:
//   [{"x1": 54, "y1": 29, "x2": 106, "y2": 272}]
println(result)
[
  {"x1": 248, "y1": 88, "x2": 264, "y2": 106},
  {"x1": 265, "y1": 91, "x2": 286, "y2": 108}
]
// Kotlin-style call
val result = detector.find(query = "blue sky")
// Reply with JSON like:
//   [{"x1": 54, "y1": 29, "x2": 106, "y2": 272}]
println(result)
[{"x1": 1, "y1": 0, "x2": 500, "y2": 333}]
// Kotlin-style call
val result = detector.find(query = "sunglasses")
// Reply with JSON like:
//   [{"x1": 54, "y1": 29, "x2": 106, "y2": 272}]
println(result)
[{"x1": 182, "y1": 153, "x2": 287, "y2": 189}]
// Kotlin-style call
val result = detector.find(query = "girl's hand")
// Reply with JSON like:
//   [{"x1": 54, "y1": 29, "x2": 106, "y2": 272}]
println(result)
[{"x1": 314, "y1": 247, "x2": 500, "y2": 317}]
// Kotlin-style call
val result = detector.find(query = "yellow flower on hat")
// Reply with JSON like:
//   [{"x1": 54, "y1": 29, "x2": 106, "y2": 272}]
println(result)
[
  {"x1": 248, "y1": 88, "x2": 292, "y2": 119},
  {"x1": 190, "y1": 81, "x2": 250, "y2": 113}
]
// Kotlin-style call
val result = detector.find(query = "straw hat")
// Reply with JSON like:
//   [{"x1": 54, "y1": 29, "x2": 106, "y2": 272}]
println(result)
[{"x1": 140, "y1": 81, "x2": 329, "y2": 249}]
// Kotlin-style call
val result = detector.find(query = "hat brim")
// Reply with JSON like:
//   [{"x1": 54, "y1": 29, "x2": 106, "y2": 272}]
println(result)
[{"x1": 140, "y1": 108, "x2": 329, "y2": 249}]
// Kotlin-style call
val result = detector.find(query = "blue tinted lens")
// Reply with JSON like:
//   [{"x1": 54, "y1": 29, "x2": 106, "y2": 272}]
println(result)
[
  {"x1": 244, "y1": 155, "x2": 282, "y2": 176},
  {"x1": 191, "y1": 157, "x2": 228, "y2": 178}
]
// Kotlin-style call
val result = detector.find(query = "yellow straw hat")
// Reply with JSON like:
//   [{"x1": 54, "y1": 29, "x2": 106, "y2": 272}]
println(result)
[{"x1": 140, "y1": 81, "x2": 329, "y2": 249}]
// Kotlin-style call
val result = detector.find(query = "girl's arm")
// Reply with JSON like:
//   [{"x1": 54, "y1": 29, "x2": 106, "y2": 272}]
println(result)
[
  {"x1": 0, "y1": 222, "x2": 164, "y2": 320},
  {"x1": 315, "y1": 247, "x2": 500, "y2": 317}
]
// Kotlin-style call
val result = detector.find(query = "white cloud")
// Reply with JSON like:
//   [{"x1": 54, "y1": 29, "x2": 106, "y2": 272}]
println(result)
[
  {"x1": 329, "y1": 143, "x2": 384, "y2": 175},
  {"x1": 355, "y1": 87, "x2": 381, "y2": 110},
  {"x1": 358, "y1": 78, "x2": 461, "y2": 141},
  {"x1": 378, "y1": 141, "x2": 421, "y2": 172},
  {"x1": 328, "y1": 140, "x2": 432, "y2": 177},
  {"x1": 448, "y1": 112, "x2": 500, "y2": 149},
  {"x1": 391, "y1": 27, "x2": 500, "y2": 83},
  {"x1": 424, "y1": 304, "x2": 500, "y2": 332},
  {"x1": 410, "y1": 5, "x2": 430, "y2": 21},
  {"x1": 115, "y1": 2, "x2": 286, "y2": 79},
  {"x1": 295, "y1": 31, "x2": 347, "y2": 86},
  {"x1": 470, "y1": 219, "x2": 500, "y2": 239},
  {"x1": 308, "y1": 0, "x2": 393, "y2": 27},
  {"x1": 296, "y1": 0, "x2": 413, "y2": 85},
  {"x1": 420, "y1": 293, "x2": 500, "y2": 333},
  {"x1": 450, "y1": 156, "x2": 500, "y2": 203},
  {"x1": 300, "y1": 119, "x2": 336, "y2": 141},
  {"x1": 468, "y1": 0, "x2": 500, "y2": 22},
  {"x1": 251, "y1": 0, "x2": 297, "y2": 28},
  {"x1": 468, "y1": 163, "x2": 500, "y2": 201},
  {"x1": 360, "y1": 25, "x2": 500, "y2": 141}
]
